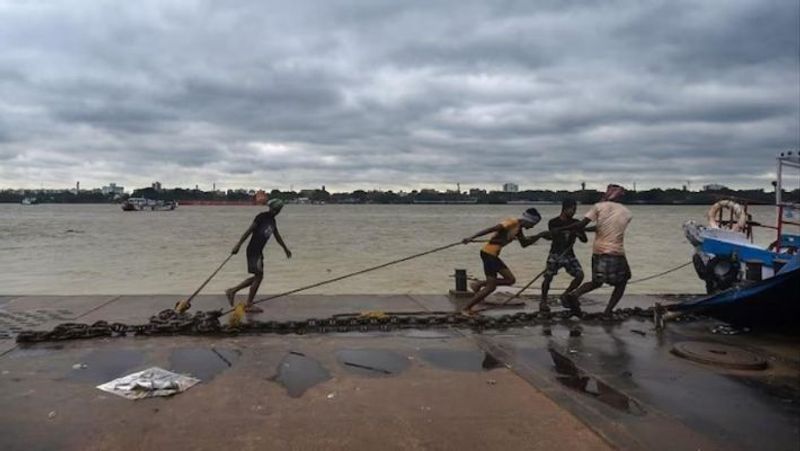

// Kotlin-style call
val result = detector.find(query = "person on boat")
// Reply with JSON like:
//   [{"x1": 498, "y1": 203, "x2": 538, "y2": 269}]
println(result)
[
  {"x1": 560, "y1": 184, "x2": 632, "y2": 316},
  {"x1": 225, "y1": 198, "x2": 292, "y2": 313},
  {"x1": 537, "y1": 198, "x2": 592, "y2": 313},
  {"x1": 460, "y1": 208, "x2": 543, "y2": 315}
]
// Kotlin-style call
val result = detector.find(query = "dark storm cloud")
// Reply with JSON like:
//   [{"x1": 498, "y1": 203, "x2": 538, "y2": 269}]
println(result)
[{"x1": 0, "y1": 0, "x2": 797, "y2": 191}]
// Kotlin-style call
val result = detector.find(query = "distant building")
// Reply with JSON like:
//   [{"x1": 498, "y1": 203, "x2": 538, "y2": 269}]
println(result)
[
  {"x1": 502, "y1": 183, "x2": 519, "y2": 193},
  {"x1": 152, "y1": 181, "x2": 162, "y2": 191},
  {"x1": 102, "y1": 183, "x2": 124, "y2": 195},
  {"x1": 703, "y1": 184, "x2": 728, "y2": 191},
  {"x1": 469, "y1": 188, "x2": 486, "y2": 197}
]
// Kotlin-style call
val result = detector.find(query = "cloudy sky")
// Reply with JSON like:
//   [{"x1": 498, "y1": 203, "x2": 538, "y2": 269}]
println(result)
[{"x1": 0, "y1": 0, "x2": 798, "y2": 192}]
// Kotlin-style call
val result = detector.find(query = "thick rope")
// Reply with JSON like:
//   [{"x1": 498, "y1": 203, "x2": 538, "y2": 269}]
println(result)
[
  {"x1": 220, "y1": 241, "x2": 463, "y2": 316},
  {"x1": 627, "y1": 260, "x2": 692, "y2": 285}
]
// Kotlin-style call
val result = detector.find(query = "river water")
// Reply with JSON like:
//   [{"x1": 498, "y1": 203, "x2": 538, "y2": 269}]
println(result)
[{"x1": 0, "y1": 204, "x2": 782, "y2": 296}]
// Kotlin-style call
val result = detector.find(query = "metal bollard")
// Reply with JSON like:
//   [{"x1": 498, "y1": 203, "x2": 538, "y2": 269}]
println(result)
[
  {"x1": 744, "y1": 260, "x2": 763, "y2": 282},
  {"x1": 454, "y1": 269, "x2": 468, "y2": 292}
]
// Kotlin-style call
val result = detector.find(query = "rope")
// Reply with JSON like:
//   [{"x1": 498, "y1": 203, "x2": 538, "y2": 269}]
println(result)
[
  {"x1": 501, "y1": 247, "x2": 572, "y2": 305},
  {"x1": 627, "y1": 260, "x2": 693, "y2": 285},
  {"x1": 469, "y1": 259, "x2": 693, "y2": 292},
  {"x1": 220, "y1": 241, "x2": 463, "y2": 316}
]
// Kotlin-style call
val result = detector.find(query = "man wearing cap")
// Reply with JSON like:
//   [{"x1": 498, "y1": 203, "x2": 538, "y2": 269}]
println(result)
[
  {"x1": 460, "y1": 208, "x2": 544, "y2": 315},
  {"x1": 561, "y1": 184, "x2": 632, "y2": 316},
  {"x1": 225, "y1": 198, "x2": 292, "y2": 313}
]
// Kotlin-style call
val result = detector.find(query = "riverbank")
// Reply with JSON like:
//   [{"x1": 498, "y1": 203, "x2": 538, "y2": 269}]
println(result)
[{"x1": 1, "y1": 293, "x2": 797, "y2": 450}]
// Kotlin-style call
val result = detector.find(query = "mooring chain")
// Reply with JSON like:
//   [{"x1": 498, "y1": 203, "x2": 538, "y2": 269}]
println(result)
[{"x1": 14, "y1": 306, "x2": 701, "y2": 343}]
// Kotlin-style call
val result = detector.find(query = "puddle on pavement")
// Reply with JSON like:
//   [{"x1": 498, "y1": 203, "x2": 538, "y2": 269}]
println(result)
[
  {"x1": 271, "y1": 351, "x2": 331, "y2": 398},
  {"x1": 549, "y1": 348, "x2": 645, "y2": 415},
  {"x1": 66, "y1": 348, "x2": 145, "y2": 383},
  {"x1": 8, "y1": 344, "x2": 65, "y2": 358},
  {"x1": 336, "y1": 349, "x2": 410, "y2": 376},
  {"x1": 169, "y1": 347, "x2": 240, "y2": 382},
  {"x1": 418, "y1": 348, "x2": 503, "y2": 372}
]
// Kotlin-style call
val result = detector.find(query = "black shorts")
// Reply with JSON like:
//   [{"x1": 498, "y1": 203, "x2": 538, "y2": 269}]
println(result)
[
  {"x1": 247, "y1": 251, "x2": 264, "y2": 275},
  {"x1": 480, "y1": 251, "x2": 508, "y2": 278},
  {"x1": 591, "y1": 254, "x2": 631, "y2": 286}
]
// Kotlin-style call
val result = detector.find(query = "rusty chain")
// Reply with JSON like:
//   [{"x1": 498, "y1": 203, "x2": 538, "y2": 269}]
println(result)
[{"x1": 14, "y1": 306, "x2": 701, "y2": 344}]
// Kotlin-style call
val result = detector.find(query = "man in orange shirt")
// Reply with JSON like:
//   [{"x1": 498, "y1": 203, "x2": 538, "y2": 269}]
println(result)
[
  {"x1": 460, "y1": 208, "x2": 543, "y2": 315},
  {"x1": 561, "y1": 184, "x2": 632, "y2": 316}
]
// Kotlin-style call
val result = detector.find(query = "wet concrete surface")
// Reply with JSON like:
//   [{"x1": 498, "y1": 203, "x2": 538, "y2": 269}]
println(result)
[
  {"x1": 65, "y1": 348, "x2": 145, "y2": 384},
  {"x1": 336, "y1": 348, "x2": 410, "y2": 376},
  {"x1": 491, "y1": 318, "x2": 800, "y2": 451},
  {"x1": 549, "y1": 347, "x2": 647, "y2": 415},
  {"x1": 1, "y1": 293, "x2": 798, "y2": 450},
  {"x1": 168, "y1": 347, "x2": 240, "y2": 382},
  {"x1": 418, "y1": 348, "x2": 504, "y2": 372},
  {"x1": 270, "y1": 351, "x2": 332, "y2": 398}
]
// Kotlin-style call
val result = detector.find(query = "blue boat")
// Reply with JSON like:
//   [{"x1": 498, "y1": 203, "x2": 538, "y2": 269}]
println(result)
[
  {"x1": 667, "y1": 254, "x2": 800, "y2": 327},
  {"x1": 671, "y1": 152, "x2": 800, "y2": 327}
]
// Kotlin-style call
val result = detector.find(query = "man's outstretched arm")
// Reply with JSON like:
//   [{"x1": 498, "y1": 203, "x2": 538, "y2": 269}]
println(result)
[
  {"x1": 232, "y1": 223, "x2": 255, "y2": 254},
  {"x1": 462, "y1": 224, "x2": 502, "y2": 244},
  {"x1": 519, "y1": 231, "x2": 550, "y2": 248}
]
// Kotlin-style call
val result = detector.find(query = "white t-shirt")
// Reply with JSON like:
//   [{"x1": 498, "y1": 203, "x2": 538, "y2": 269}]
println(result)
[{"x1": 585, "y1": 201, "x2": 632, "y2": 256}]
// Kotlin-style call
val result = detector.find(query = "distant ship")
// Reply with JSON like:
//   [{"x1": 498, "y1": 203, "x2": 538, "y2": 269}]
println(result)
[
  {"x1": 412, "y1": 198, "x2": 478, "y2": 204},
  {"x1": 121, "y1": 198, "x2": 178, "y2": 211},
  {"x1": 21, "y1": 197, "x2": 39, "y2": 205}
]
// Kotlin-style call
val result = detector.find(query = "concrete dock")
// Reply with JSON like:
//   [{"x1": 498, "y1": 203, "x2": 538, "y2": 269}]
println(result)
[{"x1": 1, "y1": 293, "x2": 798, "y2": 450}]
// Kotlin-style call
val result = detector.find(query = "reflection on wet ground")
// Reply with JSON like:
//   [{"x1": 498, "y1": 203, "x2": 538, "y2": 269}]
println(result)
[
  {"x1": 169, "y1": 347, "x2": 240, "y2": 382},
  {"x1": 66, "y1": 348, "x2": 144, "y2": 383},
  {"x1": 549, "y1": 348, "x2": 645, "y2": 415},
  {"x1": 271, "y1": 351, "x2": 331, "y2": 398},
  {"x1": 419, "y1": 348, "x2": 503, "y2": 372},
  {"x1": 336, "y1": 349, "x2": 409, "y2": 376},
  {"x1": 508, "y1": 322, "x2": 800, "y2": 451}
]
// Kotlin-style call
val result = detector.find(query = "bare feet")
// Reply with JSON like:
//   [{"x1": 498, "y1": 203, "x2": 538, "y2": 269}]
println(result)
[
  {"x1": 244, "y1": 303, "x2": 263, "y2": 313},
  {"x1": 538, "y1": 300, "x2": 551, "y2": 313},
  {"x1": 225, "y1": 289, "x2": 236, "y2": 307}
]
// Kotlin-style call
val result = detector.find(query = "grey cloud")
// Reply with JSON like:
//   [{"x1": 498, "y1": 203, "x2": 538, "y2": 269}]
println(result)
[{"x1": 0, "y1": 0, "x2": 797, "y2": 191}]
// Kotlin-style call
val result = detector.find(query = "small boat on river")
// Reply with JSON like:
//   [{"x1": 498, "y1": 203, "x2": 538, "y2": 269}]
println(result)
[{"x1": 121, "y1": 197, "x2": 178, "y2": 211}]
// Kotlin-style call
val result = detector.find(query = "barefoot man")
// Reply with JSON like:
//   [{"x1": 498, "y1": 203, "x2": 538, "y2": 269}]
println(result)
[
  {"x1": 538, "y1": 198, "x2": 591, "y2": 313},
  {"x1": 226, "y1": 198, "x2": 292, "y2": 313},
  {"x1": 461, "y1": 208, "x2": 542, "y2": 315},
  {"x1": 561, "y1": 184, "x2": 631, "y2": 316}
]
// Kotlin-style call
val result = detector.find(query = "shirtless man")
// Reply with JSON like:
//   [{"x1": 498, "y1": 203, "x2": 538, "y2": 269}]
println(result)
[{"x1": 460, "y1": 208, "x2": 543, "y2": 314}]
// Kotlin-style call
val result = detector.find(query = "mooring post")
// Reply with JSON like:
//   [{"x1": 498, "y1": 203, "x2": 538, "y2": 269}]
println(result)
[
  {"x1": 454, "y1": 269, "x2": 467, "y2": 292},
  {"x1": 448, "y1": 269, "x2": 472, "y2": 299}
]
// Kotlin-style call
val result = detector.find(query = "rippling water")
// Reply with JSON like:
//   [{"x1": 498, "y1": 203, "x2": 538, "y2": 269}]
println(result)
[{"x1": 0, "y1": 203, "x2": 782, "y2": 295}]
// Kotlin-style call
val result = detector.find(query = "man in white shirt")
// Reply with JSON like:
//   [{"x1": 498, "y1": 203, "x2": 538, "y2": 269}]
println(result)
[{"x1": 561, "y1": 184, "x2": 632, "y2": 316}]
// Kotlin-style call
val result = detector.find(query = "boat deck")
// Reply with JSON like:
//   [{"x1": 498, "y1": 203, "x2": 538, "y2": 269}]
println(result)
[{"x1": 1, "y1": 293, "x2": 798, "y2": 450}]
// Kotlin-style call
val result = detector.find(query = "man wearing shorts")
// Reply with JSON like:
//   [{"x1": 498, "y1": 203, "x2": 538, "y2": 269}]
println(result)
[
  {"x1": 561, "y1": 184, "x2": 632, "y2": 316},
  {"x1": 225, "y1": 198, "x2": 292, "y2": 313},
  {"x1": 460, "y1": 208, "x2": 543, "y2": 315},
  {"x1": 538, "y1": 198, "x2": 589, "y2": 313}
]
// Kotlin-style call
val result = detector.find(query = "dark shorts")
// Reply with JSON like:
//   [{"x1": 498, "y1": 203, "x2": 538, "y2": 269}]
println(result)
[
  {"x1": 544, "y1": 252, "x2": 583, "y2": 279},
  {"x1": 592, "y1": 254, "x2": 631, "y2": 286},
  {"x1": 247, "y1": 251, "x2": 264, "y2": 275},
  {"x1": 481, "y1": 251, "x2": 508, "y2": 278}
]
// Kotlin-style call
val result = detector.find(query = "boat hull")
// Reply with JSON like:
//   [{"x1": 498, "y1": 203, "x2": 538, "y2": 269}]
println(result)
[{"x1": 670, "y1": 256, "x2": 800, "y2": 327}]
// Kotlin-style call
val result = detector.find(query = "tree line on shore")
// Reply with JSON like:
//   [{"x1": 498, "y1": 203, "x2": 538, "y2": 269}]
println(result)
[{"x1": 2, "y1": 186, "x2": 795, "y2": 205}]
